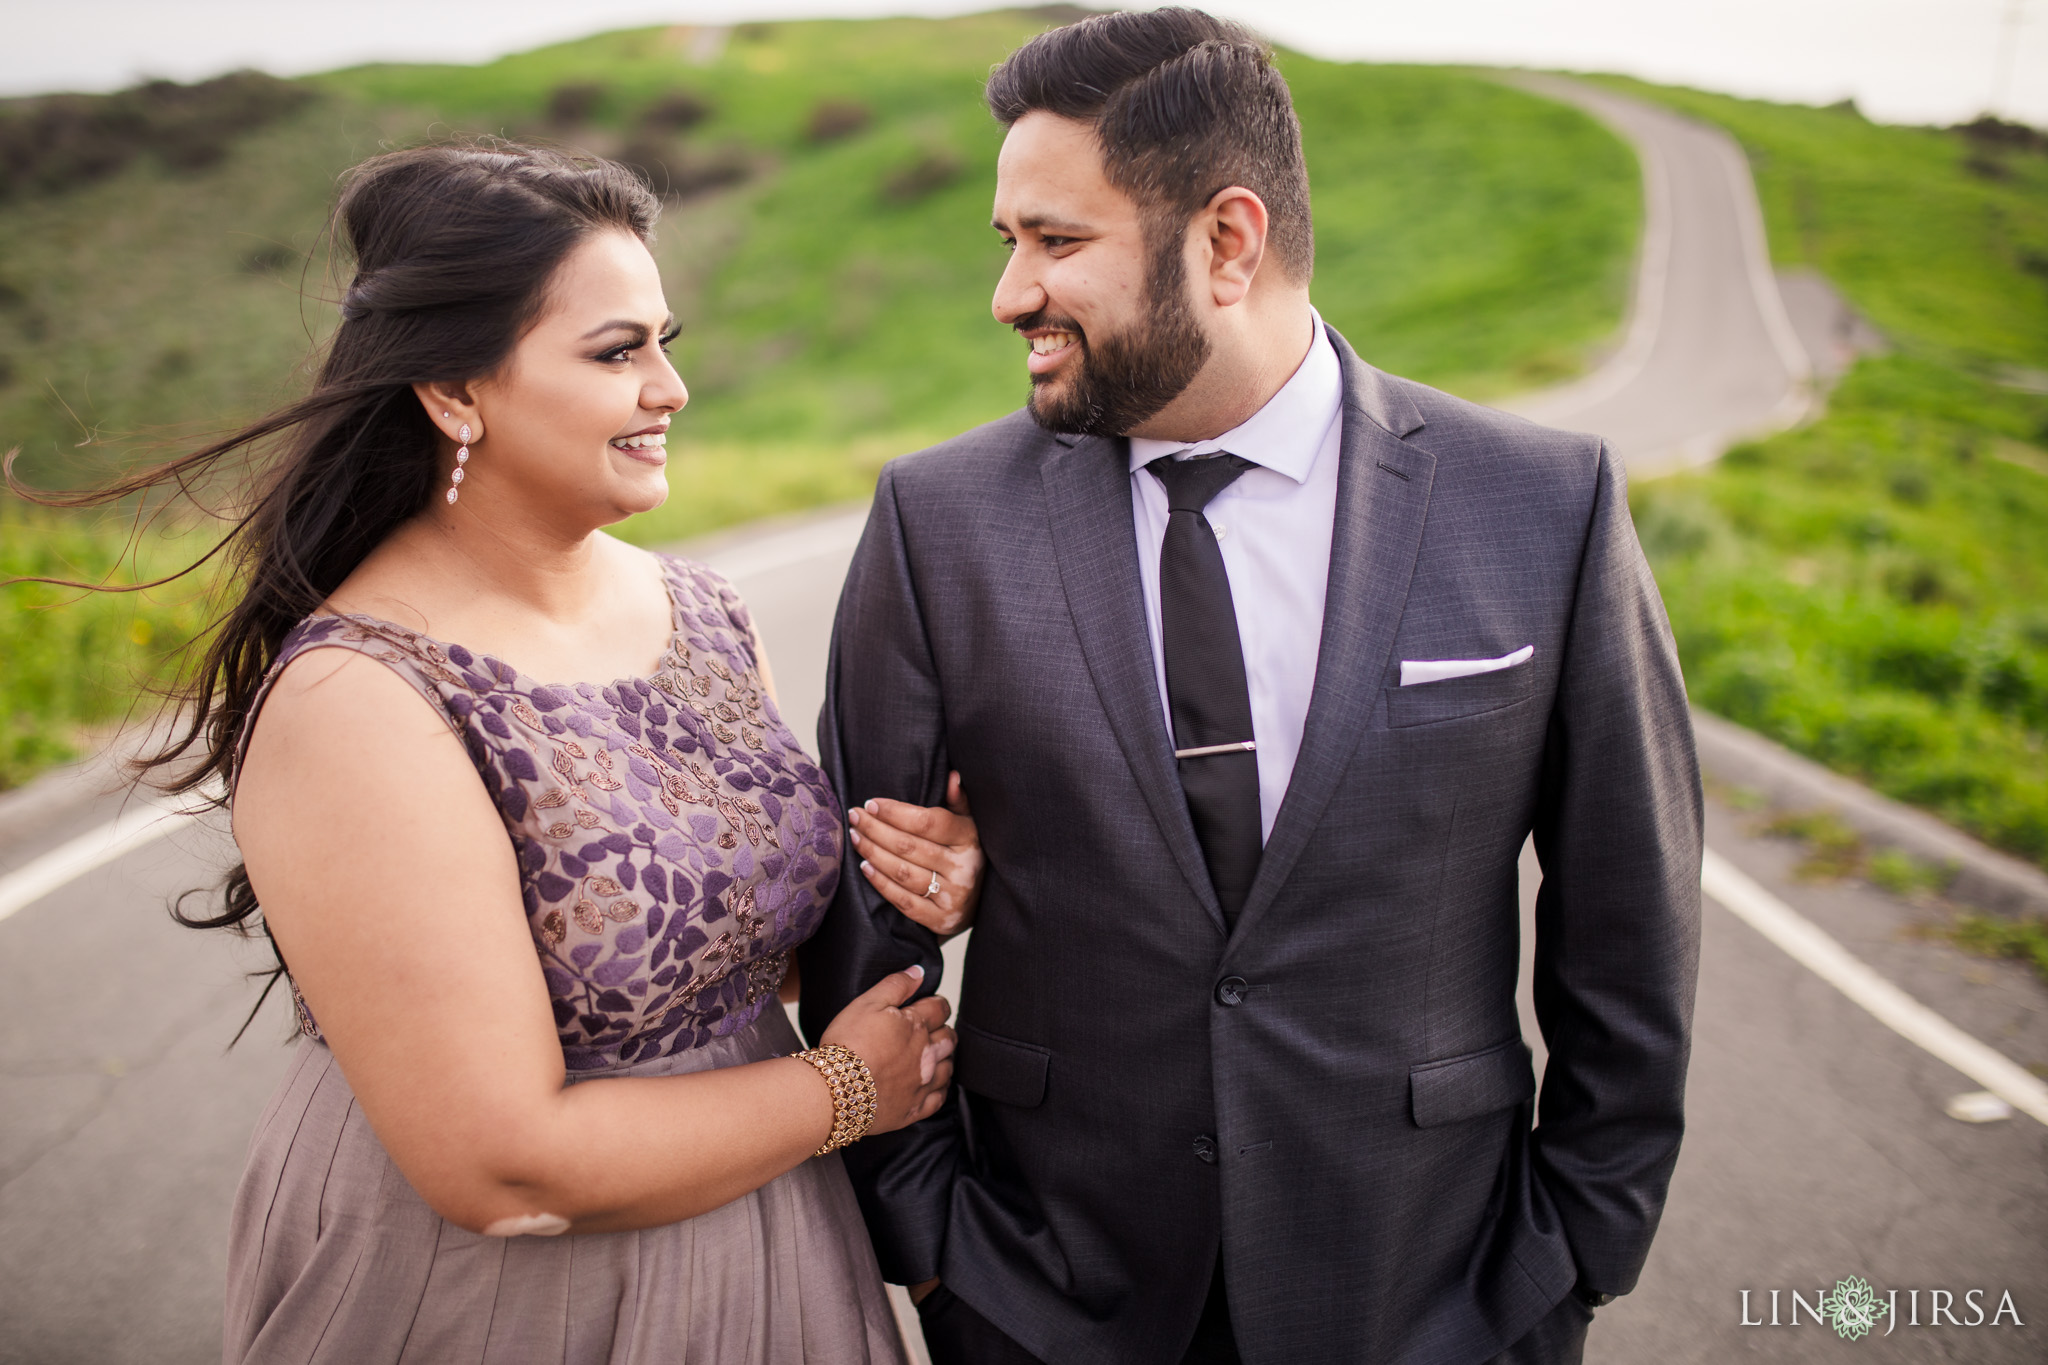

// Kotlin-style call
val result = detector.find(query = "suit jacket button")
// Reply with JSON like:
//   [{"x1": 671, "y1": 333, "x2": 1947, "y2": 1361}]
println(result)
[
  {"x1": 1192, "y1": 1135, "x2": 1218, "y2": 1164},
  {"x1": 1215, "y1": 976, "x2": 1248, "y2": 1007}
]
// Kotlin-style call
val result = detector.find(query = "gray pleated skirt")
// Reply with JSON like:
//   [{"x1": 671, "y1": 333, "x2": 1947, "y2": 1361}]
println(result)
[{"x1": 222, "y1": 1007, "x2": 908, "y2": 1365}]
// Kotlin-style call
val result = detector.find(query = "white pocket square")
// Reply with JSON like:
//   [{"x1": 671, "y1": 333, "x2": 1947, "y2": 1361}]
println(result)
[{"x1": 1400, "y1": 645, "x2": 1534, "y2": 687}]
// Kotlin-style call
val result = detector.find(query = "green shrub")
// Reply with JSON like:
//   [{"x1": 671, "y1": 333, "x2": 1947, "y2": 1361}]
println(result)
[
  {"x1": 1866, "y1": 848, "x2": 1952, "y2": 897},
  {"x1": 0, "y1": 508, "x2": 218, "y2": 787},
  {"x1": 1949, "y1": 912, "x2": 2048, "y2": 984},
  {"x1": 0, "y1": 71, "x2": 312, "y2": 200}
]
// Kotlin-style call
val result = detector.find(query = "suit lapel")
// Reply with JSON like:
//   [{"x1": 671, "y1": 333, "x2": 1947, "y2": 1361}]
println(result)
[
  {"x1": 1041, "y1": 433, "x2": 1226, "y2": 931},
  {"x1": 1231, "y1": 329, "x2": 1438, "y2": 941}
]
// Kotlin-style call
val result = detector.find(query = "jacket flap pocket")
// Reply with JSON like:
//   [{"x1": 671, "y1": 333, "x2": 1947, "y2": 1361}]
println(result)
[
  {"x1": 1384, "y1": 663, "x2": 1535, "y2": 730},
  {"x1": 956, "y1": 1023, "x2": 1050, "y2": 1109},
  {"x1": 1410, "y1": 1037, "x2": 1535, "y2": 1128}
]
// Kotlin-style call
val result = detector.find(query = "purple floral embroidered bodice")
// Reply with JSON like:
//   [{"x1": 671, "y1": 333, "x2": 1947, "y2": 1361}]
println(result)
[{"x1": 256, "y1": 554, "x2": 842, "y2": 1072}]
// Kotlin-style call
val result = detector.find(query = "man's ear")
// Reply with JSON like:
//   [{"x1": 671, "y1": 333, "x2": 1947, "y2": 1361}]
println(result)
[
  {"x1": 1204, "y1": 186, "x2": 1269, "y2": 308},
  {"x1": 412, "y1": 380, "x2": 482, "y2": 444}
]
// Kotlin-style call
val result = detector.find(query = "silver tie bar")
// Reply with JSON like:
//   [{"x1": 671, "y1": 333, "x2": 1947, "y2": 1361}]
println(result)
[{"x1": 1174, "y1": 740, "x2": 1257, "y2": 759}]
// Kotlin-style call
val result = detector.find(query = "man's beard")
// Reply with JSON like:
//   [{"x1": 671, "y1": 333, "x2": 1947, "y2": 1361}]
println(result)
[{"x1": 1023, "y1": 239, "x2": 1211, "y2": 438}]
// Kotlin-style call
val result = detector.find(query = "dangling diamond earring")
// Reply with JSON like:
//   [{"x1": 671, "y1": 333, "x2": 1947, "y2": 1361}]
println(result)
[{"x1": 446, "y1": 423, "x2": 471, "y2": 505}]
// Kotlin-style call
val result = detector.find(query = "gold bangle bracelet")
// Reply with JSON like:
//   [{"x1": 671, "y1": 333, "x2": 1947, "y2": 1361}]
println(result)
[{"x1": 794, "y1": 1043, "x2": 878, "y2": 1156}]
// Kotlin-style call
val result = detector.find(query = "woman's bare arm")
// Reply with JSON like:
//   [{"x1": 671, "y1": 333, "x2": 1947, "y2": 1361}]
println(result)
[{"x1": 233, "y1": 646, "x2": 950, "y2": 1237}]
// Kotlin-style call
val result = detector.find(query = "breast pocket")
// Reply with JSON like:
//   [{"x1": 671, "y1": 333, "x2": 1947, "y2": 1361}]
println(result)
[{"x1": 1384, "y1": 661, "x2": 1537, "y2": 729}]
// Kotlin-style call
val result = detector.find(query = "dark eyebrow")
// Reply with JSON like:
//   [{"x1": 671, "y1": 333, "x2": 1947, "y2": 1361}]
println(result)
[
  {"x1": 991, "y1": 214, "x2": 1092, "y2": 235},
  {"x1": 579, "y1": 317, "x2": 677, "y2": 342}
]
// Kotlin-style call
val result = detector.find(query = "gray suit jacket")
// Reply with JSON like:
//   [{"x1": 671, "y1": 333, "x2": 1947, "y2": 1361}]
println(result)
[{"x1": 799, "y1": 325, "x2": 1702, "y2": 1365}]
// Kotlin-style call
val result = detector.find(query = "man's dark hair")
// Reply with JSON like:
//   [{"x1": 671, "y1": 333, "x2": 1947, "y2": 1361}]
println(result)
[{"x1": 986, "y1": 7, "x2": 1313, "y2": 281}]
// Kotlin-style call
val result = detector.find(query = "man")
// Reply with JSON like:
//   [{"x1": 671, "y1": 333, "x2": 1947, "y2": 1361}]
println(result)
[{"x1": 799, "y1": 10, "x2": 1702, "y2": 1364}]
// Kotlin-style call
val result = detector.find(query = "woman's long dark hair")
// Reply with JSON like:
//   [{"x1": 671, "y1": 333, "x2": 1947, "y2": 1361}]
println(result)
[{"x1": 4, "y1": 143, "x2": 660, "y2": 1032}]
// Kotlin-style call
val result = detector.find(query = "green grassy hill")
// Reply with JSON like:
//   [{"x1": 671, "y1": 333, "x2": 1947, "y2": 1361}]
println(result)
[
  {"x1": 0, "y1": 14, "x2": 1636, "y2": 495},
  {"x1": 0, "y1": 8, "x2": 1638, "y2": 788},
  {"x1": 1610, "y1": 81, "x2": 2048, "y2": 866}
]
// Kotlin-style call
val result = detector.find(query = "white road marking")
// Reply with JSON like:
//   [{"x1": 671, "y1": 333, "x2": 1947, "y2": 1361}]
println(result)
[
  {"x1": 1711, "y1": 127, "x2": 1813, "y2": 393},
  {"x1": 1946, "y1": 1090, "x2": 2015, "y2": 1123},
  {"x1": 0, "y1": 795, "x2": 206, "y2": 925},
  {"x1": 1702, "y1": 848, "x2": 2048, "y2": 1127},
  {"x1": 0, "y1": 515, "x2": 876, "y2": 929},
  {"x1": 1497, "y1": 76, "x2": 1675, "y2": 427}
]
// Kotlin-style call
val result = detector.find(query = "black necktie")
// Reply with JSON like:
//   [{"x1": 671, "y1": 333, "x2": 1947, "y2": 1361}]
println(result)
[{"x1": 1146, "y1": 454, "x2": 1262, "y2": 924}]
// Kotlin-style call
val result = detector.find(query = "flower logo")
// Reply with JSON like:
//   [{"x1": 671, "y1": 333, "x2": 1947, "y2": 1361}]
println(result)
[{"x1": 1818, "y1": 1275, "x2": 1889, "y2": 1341}]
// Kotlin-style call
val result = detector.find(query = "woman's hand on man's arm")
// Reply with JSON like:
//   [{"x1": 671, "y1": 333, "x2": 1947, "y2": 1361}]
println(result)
[
  {"x1": 234, "y1": 647, "x2": 949, "y2": 1238},
  {"x1": 847, "y1": 770, "x2": 982, "y2": 937}
]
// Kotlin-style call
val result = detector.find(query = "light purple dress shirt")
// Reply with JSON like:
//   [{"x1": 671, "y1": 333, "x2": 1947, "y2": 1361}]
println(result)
[{"x1": 1128, "y1": 313, "x2": 1343, "y2": 843}]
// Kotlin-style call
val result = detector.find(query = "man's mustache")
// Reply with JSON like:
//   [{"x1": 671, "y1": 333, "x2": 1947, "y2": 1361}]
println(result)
[{"x1": 1012, "y1": 310, "x2": 1087, "y2": 343}]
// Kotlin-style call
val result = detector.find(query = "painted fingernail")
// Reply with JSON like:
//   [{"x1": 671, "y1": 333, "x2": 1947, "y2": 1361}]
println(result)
[
  {"x1": 906, "y1": 964, "x2": 925, "y2": 980},
  {"x1": 861, "y1": 860, "x2": 875, "y2": 876},
  {"x1": 864, "y1": 799, "x2": 879, "y2": 813},
  {"x1": 847, "y1": 808, "x2": 861, "y2": 825},
  {"x1": 848, "y1": 828, "x2": 861, "y2": 845}
]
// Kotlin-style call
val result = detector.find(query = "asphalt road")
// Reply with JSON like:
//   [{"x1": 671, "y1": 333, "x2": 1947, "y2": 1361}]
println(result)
[
  {"x1": 2, "y1": 79, "x2": 2043, "y2": 1363},
  {"x1": 1498, "y1": 74, "x2": 1812, "y2": 470}
]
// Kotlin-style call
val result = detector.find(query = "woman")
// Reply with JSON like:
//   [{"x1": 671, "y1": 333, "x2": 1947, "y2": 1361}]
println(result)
[{"x1": 17, "y1": 144, "x2": 983, "y2": 1361}]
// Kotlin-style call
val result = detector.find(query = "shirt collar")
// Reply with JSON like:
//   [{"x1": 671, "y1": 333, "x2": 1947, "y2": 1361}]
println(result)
[{"x1": 1127, "y1": 309, "x2": 1342, "y2": 485}]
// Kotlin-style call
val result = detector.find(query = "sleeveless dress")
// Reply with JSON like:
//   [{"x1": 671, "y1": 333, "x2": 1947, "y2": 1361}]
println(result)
[{"x1": 221, "y1": 554, "x2": 906, "y2": 1365}]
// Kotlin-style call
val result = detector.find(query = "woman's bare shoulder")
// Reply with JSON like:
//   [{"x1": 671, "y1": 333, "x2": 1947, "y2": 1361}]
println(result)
[
  {"x1": 260, "y1": 638, "x2": 430, "y2": 717},
  {"x1": 235, "y1": 643, "x2": 470, "y2": 824}
]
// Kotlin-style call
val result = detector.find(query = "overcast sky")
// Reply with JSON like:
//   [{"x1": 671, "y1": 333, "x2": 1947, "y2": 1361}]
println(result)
[{"x1": 4, "y1": 0, "x2": 2042, "y2": 127}]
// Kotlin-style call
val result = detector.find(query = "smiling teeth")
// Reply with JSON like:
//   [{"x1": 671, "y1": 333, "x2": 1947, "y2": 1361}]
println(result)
[
  {"x1": 1030, "y1": 333, "x2": 1077, "y2": 354},
  {"x1": 611, "y1": 432, "x2": 668, "y2": 449}
]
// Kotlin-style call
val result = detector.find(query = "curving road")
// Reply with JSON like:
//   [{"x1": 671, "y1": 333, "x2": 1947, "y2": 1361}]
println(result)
[
  {"x1": 1497, "y1": 74, "x2": 1813, "y2": 473},
  {"x1": 1, "y1": 80, "x2": 2042, "y2": 1364}
]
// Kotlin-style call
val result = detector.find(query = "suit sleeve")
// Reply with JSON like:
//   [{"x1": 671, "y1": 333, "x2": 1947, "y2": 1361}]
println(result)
[
  {"x1": 1529, "y1": 441, "x2": 1703, "y2": 1298},
  {"x1": 796, "y1": 462, "x2": 960, "y2": 1284}
]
